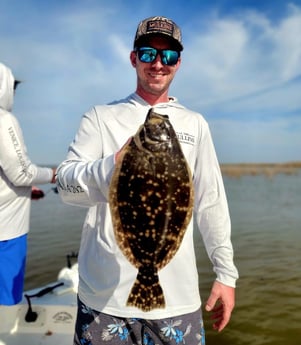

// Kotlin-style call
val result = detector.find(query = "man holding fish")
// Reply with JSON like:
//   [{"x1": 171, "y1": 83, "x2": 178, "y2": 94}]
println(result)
[{"x1": 57, "y1": 16, "x2": 238, "y2": 345}]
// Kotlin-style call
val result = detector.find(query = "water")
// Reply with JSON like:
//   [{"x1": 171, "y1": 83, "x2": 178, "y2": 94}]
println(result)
[{"x1": 26, "y1": 173, "x2": 301, "y2": 345}]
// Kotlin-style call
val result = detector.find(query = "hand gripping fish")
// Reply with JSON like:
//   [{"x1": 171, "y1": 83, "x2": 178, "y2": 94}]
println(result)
[{"x1": 109, "y1": 108, "x2": 194, "y2": 312}]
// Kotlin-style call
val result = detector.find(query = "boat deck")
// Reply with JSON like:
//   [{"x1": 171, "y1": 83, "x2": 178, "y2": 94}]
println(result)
[{"x1": 0, "y1": 264, "x2": 78, "y2": 345}]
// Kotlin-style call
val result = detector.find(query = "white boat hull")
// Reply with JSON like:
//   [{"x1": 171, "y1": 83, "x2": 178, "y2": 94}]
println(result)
[{"x1": 0, "y1": 263, "x2": 78, "y2": 345}]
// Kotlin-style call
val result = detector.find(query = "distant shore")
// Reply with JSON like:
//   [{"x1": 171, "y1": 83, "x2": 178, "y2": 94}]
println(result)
[
  {"x1": 48, "y1": 162, "x2": 301, "y2": 178},
  {"x1": 220, "y1": 161, "x2": 301, "y2": 178}
]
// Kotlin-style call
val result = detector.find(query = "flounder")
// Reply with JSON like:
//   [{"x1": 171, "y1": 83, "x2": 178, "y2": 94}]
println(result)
[{"x1": 109, "y1": 108, "x2": 194, "y2": 312}]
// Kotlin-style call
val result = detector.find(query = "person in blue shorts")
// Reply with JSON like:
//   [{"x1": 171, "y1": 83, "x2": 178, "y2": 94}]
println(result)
[{"x1": 0, "y1": 62, "x2": 57, "y2": 305}]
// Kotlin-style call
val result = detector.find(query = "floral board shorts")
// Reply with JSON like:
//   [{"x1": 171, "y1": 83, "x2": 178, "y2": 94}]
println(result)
[{"x1": 74, "y1": 297, "x2": 206, "y2": 345}]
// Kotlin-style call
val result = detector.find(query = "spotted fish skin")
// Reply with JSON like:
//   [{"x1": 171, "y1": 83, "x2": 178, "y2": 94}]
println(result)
[{"x1": 109, "y1": 109, "x2": 194, "y2": 312}]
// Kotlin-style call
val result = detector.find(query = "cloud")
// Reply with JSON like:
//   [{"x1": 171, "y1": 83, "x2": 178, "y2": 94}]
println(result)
[
  {"x1": 175, "y1": 3, "x2": 301, "y2": 117},
  {"x1": 1, "y1": 1, "x2": 300, "y2": 163}
]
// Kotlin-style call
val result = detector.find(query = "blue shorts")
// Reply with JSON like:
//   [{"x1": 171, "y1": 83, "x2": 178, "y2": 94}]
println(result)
[{"x1": 0, "y1": 234, "x2": 27, "y2": 305}]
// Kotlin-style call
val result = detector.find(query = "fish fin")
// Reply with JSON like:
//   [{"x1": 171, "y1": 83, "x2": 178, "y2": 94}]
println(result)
[{"x1": 126, "y1": 267, "x2": 165, "y2": 312}]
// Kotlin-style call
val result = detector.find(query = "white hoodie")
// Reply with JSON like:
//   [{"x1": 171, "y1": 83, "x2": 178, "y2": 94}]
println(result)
[
  {"x1": 57, "y1": 94, "x2": 239, "y2": 319},
  {"x1": 0, "y1": 62, "x2": 53, "y2": 241}
]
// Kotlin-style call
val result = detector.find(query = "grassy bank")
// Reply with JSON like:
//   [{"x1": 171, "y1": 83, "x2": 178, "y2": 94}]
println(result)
[{"x1": 220, "y1": 161, "x2": 301, "y2": 178}]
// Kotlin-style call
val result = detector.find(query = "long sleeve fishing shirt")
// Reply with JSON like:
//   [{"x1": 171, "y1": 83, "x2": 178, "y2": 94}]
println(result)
[
  {"x1": 0, "y1": 63, "x2": 54, "y2": 240},
  {"x1": 57, "y1": 93, "x2": 239, "y2": 319}
]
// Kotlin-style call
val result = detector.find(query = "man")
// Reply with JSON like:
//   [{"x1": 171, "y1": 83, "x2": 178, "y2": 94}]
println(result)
[
  {"x1": 0, "y1": 62, "x2": 56, "y2": 305},
  {"x1": 57, "y1": 16, "x2": 238, "y2": 345}
]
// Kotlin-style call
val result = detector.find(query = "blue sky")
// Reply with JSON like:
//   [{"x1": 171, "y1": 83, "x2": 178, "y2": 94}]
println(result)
[{"x1": 1, "y1": 0, "x2": 300, "y2": 164}]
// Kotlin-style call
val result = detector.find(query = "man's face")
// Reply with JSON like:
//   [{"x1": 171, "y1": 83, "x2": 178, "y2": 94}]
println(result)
[{"x1": 130, "y1": 36, "x2": 181, "y2": 100}]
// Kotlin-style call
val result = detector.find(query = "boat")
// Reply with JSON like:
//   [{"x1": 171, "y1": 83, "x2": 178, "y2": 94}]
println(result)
[{"x1": 0, "y1": 253, "x2": 78, "y2": 345}]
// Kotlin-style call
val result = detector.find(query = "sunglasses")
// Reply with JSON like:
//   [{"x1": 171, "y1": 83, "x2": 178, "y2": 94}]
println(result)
[{"x1": 136, "y1": 47, "x2": 180, "y2": 66}]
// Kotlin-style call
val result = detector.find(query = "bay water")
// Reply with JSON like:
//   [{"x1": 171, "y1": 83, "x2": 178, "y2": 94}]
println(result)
[{"x1": 26, "y1": 172, "x2": 301, "y2": 345}]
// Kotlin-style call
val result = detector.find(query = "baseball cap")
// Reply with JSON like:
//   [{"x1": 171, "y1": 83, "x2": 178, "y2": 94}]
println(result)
[{"x1": 134, "y1": 16, "x2": 183, "y2": 51}]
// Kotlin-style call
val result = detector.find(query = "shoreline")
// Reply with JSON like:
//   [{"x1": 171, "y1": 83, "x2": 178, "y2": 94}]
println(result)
[
  {"x1": 220, "y1": 161, "x2": 301, "y2": 178},
  {"x1": 47, "y1": 162, "x2": 301, "y2": 179}
]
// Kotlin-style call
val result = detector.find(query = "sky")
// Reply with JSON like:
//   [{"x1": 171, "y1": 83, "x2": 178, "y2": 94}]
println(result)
[{"x1": 0, "y1": 0, "x2": 300, "y2": 164}]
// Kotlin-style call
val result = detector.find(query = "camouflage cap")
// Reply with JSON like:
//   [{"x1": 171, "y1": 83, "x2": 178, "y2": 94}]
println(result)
[{"x1": 134, "y1": 16, "x2": 183, "y2": 51}]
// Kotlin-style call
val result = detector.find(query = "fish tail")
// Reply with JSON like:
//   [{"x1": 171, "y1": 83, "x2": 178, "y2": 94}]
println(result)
[{"x1": 126, "y1": 267, "x2": 165, "y2": 312}]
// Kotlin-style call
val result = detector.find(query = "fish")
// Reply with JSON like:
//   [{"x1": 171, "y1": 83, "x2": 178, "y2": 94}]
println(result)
[{"x1": 109, "y1": 108, "x2": 194, "y2": 312}]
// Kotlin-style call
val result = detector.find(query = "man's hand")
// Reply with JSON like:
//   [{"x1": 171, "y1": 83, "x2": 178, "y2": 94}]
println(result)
[
  {"x1": 205, "y1": 281, "x2": 235, "y2": 332},
  {"x1": 51, "y1": 168, "x2": 57, "y2": 183},
  {"x1": 31, "y1": 186, "x2": 45, "y2": 200}
]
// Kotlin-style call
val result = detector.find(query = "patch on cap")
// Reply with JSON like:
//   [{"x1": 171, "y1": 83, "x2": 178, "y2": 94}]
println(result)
[{"x1": 146, "y1": 19, "x2": 174, "y2": 36}]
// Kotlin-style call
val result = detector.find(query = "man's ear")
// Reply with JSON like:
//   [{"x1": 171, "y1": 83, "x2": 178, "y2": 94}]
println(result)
[{"x1": 130, "y1": 51, "x2": 137, "y2": 67}]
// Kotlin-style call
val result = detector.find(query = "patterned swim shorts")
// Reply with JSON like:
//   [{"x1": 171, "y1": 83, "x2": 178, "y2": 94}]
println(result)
[{"x1": 74, "y1": 297, "x2": 205, "y2": 345}]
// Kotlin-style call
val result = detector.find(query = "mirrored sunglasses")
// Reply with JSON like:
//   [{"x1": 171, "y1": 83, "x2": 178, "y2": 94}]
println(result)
[{"x1": 136, "y1": 47, "x2": 180, "y2": 66}]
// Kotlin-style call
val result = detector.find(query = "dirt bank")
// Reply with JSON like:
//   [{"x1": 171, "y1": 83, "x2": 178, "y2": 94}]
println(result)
[{"x1": 220, "y1": 161, "x2": 301, "y2": 178}]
